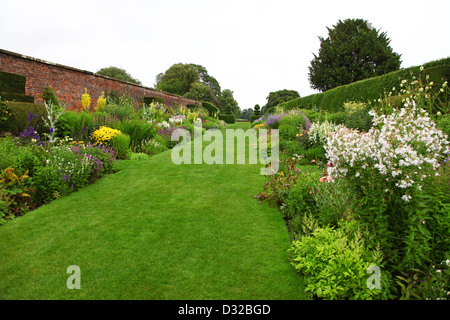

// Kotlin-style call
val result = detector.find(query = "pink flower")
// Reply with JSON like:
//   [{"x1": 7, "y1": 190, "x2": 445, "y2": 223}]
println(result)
[{"x1": 319, "y1": 177, "x2": 327, "y2": 183}]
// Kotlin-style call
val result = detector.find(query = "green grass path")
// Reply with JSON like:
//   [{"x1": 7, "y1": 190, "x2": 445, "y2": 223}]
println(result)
[{"x1": 0, "y1": 122, "x2": 307, "y2": 299}]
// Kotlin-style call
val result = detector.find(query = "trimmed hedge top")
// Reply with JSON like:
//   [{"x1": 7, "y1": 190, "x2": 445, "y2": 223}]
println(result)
[
  {"x1": 0, "y1": 71, "x2": 26, "y2": 94},
  {"x1": 279, "y1": 58, "x2": 450, "y2": 113},
  {"x1": 201, "y1": 101, "x2": 219, "y2": 117}
]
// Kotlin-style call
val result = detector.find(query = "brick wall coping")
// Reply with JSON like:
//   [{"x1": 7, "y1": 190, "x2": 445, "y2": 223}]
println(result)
[{"x1": 0, "y1": 48, "x2": 196, "y2": 102}]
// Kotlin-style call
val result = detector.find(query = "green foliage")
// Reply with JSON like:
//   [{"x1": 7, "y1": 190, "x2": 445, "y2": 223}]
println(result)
[
  {"x1": 0, "y1": 167, "x2": 34, "y2": 219},
  {"x1": 278, "y1": 123, "x2": 298, "y2": 141},
  {"x1": 327, "y1": 111, "x2": 346, "y2": 124},
  {"x1": 142, "y1": 96, "x2": 164, "y2": 105},
  {"x1": 343, "y1": 101, "x2": 373, "y2": 132},
  {"x1": 280, "y1": 62, "x2": 450, "y2": 114},
  {"x1": 219, "y1": 89, "x2": 240, "y2": 118},
  {"x1": 218, "y1": 113, "x2": 235, "y2": 124},
  {"x1": 189, "y1": 64, "x2": 221, "y2": 99},
  {"x1": 0, "y1": 92, "x2": 34, "y2": 103},
  {"x1": 129, "y1": 152, "x2": 150, "y2": 160},
  {"x1": 263, "y1": 89, "x2": 300, "y2": 114},
  {"x1": 97, "y1": 66, "x2": 142, "y2": 85},
  {"x1": 308, "y1": 18, "x2": 401, "y2": 91},
  {"x1": 250, "y1": 105, "x2": 261, "y2": 123},
  {"x1": 437, "y1": 114, "x2": 450, "y2": 137},
  {"x1": 0, "y1": 101, "x2": 47, "y2": 135},
  {"x1": 201, "y1": 101, "x2": 219, "y2": 117},
  {"x1": 156, "y1": 63, "x2": 200, "y2": 96},
  {"x1": 102, "y1": 95, "x2": 136, "y2": 120},
  {"x1": 289, "y1": 221, "x2": 388, "y2": 300},
  {"x1": 111, "y1": 133, "x2": 131, "y2": 160},
  {"x1": 184, "y1": 81, "x2": 216, "y2": 105},
  {"x1": 116, "y1": 119, "x2": 156, "y2": 152},
  {"x1": 0, "y1": 71, "x2": 26, "y2": 94},
  {"x1": 40, "y1": 86, "x2": 60, "y2": 108}
]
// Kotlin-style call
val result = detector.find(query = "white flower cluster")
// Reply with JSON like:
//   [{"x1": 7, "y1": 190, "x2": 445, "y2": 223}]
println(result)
[
  {"x1": 169, "y1": 115, "x2": 185, "y2": 125},
  {"x1": 325, "y1": 103, "x2": 449, "y2": 200},
  {"x1": 308, "y1": 120, "x2": 335, "y2": 145},
  {"x1": 157, "y1": 121, "x2": 170, "y2": 129}
]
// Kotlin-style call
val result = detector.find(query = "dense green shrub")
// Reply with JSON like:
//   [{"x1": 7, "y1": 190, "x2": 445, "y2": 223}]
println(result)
[
  {"x1": 116, "y1": 119, "x2": 156, "y2": 152},
  {"x1": 0, "y1": 92, "x2": 35, "y2": 103},
  {"x1": 327, "y1": 111, "x2": 346, "y2": 124},
  {"x1": 343, "y1": 101, "x2": 373, "y2": 132},
  {"x1": 218, "y1": 113, "x2": 235, "y2": 124},
  {"x1": 111, "y1": 133, "x2": 131, "y2": 159},
  {"x1": 0, "y1": 71, "x2": 26, "y2": 94},
  {"x1": 437, "y1": 114, "x2": 450, "y2": 137},
  {"x1": 201, "y1": 101, "x2": 219, "y2": 117},
  {"x1": 278, "y1": 123, "x2": 298, "y2": 141},
  {"x1": 289, "y1": 220, "x2": 389, "y2": 300},
  {"x1": 40, "y1": 86, "x2": 60, "y2": 108},
  {"x1": 250, "y1": 104, "x2": 261, "y2": 123},
  {"x1": 0, "y1": 101, "x2": 47, "y2": 135}
]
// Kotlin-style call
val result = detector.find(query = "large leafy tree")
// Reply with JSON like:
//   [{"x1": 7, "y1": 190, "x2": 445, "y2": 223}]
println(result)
[
  {"x1": 219, "y1": 89, "x2": 240, "y2": 118},
  {"x1": 156, "y1": 63, "x2": 238, "y2": 111},
  {"x1": 97, "y1": 66, "x2": 142, "y2": 85},
  {"x1": 308, "y1": 18, "x2": 402, "y2": 91},
  {"x1": 262, "y1": 89, "x2": 300, "y2": 114},
  {"x1": 155, "y1": 63, "x2": 199, "y2": 96}
]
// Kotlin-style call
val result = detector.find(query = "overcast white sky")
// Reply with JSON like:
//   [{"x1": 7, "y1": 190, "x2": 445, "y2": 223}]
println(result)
[{"x1": 1, "y1": 0, "x2": 449, "y2": 110}]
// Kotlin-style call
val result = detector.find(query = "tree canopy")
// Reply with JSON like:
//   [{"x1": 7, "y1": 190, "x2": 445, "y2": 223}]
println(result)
[
  {"x1": 262, "y1": 89, "x2": 300, "y2": 114},
  {"x1": 155, "y1": 63, "x2": 239, "y2": 115},
  {"x1": 97, "y1": 66, "x2": 142, "y2": 85},
  {"x1": 308, "y1": 18, "x2": 402, "y2": 92}
]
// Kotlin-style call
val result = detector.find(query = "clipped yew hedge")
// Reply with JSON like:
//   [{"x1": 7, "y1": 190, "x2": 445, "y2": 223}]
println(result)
[
  {"x1": 0, "y1": 101, "x2": 47, "y2": 135},
  {"x1": 201, "y1": 101, "x2": 219, "y2": 117},
  {"x1": 279, "y1": 58, "x2": 450, "y2": 113}
]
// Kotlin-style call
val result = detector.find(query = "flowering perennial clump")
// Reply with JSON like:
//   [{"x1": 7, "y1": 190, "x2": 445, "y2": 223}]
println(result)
[
  {"x1": 325, "y1": 102, "x2": 450, "y2": 200},
  {"x1": 308, "y1": 120, "x2": 335, "y2": 145},
  {"x1": 91, "y1": 126, "x2": 122, "y2": 145}
]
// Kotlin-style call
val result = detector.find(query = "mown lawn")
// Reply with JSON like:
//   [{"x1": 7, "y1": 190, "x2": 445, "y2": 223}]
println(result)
[{"x1": 0, "y1": 122, "x2": 308, "y2": 299}]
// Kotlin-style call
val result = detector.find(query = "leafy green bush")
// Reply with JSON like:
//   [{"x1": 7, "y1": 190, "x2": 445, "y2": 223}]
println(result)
[
  {"x1": 343, "y1": 101, "x2": 373, "y2": 132},
  {"x1": 40, "y1": 86, "x2": 60, "y2": 108},
  {"x1": 279, "y1": 140, "x2": 305, "y2": 156},
  {"x1": 303, "y1": 146, "x2": 326, "y2": 164},
  {"x1": 281, "y1": 171, "x2": 320, "y2": 221},
  {"x1": 437, "y1": 114, "x2": 450, "y2": 137},
  {"x1": 141, "y1": 135, "x2": 168, "y2": 156},
  {"x1": 130, "y1": 152, "x2": 150, "y2": 160},
  {"x1": 218, "y1": 113, "x2": 235, "y2": 124},
  {"x1": 111, "y1": 133, "x2": 131, "y2": 160},
  {"x1": 201, "y1": 101, "x2": 219, "y2": 117},
  {"x1": 327, "y1": 111, "x2": 346, "y2": 124},
  {"x1": 116, "y1": 119, "x2": 156, "y2": 152},
  {"x1": 0, "y1": 101, "x2": 47, "y2": 135},
  {"x1": 289, "y1": 221, "x2": 388, "y2": 300},
  {"x1": 279, "y1": 123, "x2": 298, "y2": 141}
]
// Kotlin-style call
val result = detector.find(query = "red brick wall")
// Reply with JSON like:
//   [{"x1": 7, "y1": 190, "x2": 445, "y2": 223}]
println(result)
[{"x1": 0, "y1": 49, "x2": 199, "y2": 109}]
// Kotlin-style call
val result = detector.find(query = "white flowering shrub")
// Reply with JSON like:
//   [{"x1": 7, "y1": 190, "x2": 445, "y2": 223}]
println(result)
[
  {"x1": 324, "y1": 101, "x2": 450, "y2": 296},
  {"x1": 325, "y1": 103, "x2": 449, "y2": 199}
]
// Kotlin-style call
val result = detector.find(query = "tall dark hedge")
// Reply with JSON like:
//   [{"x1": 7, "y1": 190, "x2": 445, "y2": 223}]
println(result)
[{"x1": 280, "y1": 62, "x2": 450, "y2": 113}]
